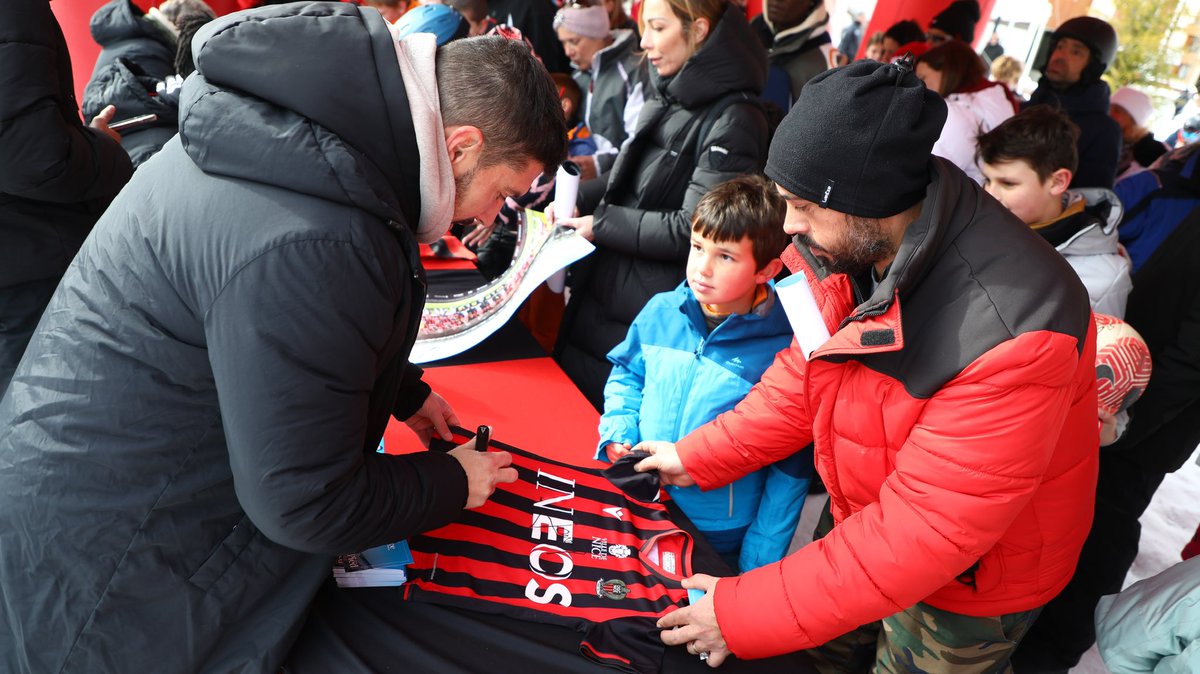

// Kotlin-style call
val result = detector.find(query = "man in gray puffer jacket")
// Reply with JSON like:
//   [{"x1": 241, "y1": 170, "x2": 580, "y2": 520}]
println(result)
[{"x1": 0, "y1": 4, "x2": 565, "y2": 673}]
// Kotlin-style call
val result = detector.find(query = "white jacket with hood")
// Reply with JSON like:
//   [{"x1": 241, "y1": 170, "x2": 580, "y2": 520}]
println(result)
[{"x1": 932, "y1": 82, "x2": 1016, "y2": 184}]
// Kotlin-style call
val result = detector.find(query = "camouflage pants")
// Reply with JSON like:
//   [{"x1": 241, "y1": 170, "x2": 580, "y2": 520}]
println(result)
[{"x1": 807, "y1": 601, "x2": 1042, "y2": 674}]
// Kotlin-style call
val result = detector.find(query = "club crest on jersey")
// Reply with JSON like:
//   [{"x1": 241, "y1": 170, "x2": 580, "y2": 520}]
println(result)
[
  {"x1": 608, "y1": 544, "x2": 632, "y2": 559},
  {"x1": 596, "y1": 578, "x2": 630, "y2": 600}
]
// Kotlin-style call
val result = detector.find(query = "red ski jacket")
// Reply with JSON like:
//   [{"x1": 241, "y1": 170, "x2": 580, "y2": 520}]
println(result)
[{"x1": 675, "y1": 159, "x2": 1100, "y2": 659}]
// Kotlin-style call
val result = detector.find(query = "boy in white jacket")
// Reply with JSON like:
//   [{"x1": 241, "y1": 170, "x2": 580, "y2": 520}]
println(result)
[{"x1": 978, "y1": 104, "x2": 1132, "y2": 318}]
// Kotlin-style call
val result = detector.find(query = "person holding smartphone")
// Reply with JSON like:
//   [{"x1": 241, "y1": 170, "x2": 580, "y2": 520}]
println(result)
[{"x1": 0, "y1": 0, "x2": 134, "y2": 398}]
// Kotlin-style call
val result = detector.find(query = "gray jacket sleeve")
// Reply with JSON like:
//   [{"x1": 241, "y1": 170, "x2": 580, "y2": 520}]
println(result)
[
  {"x1": 590, "y1": 101, "x2": 769, "y2": 262},
  {"x1": 204, "y1": 239, "x2": 467, "y2": 554}
]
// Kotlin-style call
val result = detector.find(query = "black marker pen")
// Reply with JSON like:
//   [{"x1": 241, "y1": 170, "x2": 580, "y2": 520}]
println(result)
[{"x1": 475, "y1": 425, "x2": 491, "y2": 453}]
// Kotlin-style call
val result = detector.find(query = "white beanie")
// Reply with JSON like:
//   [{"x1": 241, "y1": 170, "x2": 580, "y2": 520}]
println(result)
[
  {"x1": 1111, "y1": 87, "x2": 1154, "y2": 128},
  {"x1": 553, "y1": 5, "x2": 610, "y2": 40}
]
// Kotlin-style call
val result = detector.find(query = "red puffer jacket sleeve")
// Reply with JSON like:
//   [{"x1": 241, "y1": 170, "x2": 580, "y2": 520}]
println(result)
[
  {"x1": 675, "y1": 338, "x2": 814, "y2": 490},
  {"x1": 705, "y1": 329, "x2": 1093, "y2": 658}
]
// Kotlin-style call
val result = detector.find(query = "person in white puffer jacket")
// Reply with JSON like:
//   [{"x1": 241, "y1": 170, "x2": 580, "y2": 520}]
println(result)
[
  {"x1": 977, "y1": 105, "x2": 1132, "y2": 318},
  {"x1": 915, "y1": 40, "x2": 1018, "y2": 184}
]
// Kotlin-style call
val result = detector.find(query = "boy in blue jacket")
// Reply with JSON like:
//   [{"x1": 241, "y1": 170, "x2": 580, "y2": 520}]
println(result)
[{"x1": 596, "y1": 175, "x2": 812, "y2": 572}]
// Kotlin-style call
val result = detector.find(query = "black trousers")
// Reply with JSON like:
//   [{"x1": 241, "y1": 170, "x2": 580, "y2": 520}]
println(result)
[
  {"x1": 1012, "y1": 450, "x2": 1177, "y2": 672},
  {"x1": 0, "y1": 277, "x2": 60, "y2": 398}
]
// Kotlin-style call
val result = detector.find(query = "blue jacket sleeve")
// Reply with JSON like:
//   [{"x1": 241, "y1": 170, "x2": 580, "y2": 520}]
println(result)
[
  {"x1": 738, "y1": 446, "x2": 813, "y2": 572},
  {"x1": 597, "y1": 319, "x2": 648, "y2": 461}
]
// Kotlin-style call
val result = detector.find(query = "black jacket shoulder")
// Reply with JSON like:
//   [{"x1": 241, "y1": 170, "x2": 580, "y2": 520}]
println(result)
[{"x1": 0, "y1": 0, "x2": 133, "y2": 287}]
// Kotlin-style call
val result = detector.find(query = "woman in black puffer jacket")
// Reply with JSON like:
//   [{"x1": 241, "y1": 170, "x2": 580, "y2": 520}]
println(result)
[{"x1": 554, "y1": 0, "x2": 770, "y2": 408}]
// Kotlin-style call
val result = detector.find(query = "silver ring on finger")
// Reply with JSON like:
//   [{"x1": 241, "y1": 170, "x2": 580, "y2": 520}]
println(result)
[{"x1": 699, "y1": 651, "x2": 710, "y2": 662}]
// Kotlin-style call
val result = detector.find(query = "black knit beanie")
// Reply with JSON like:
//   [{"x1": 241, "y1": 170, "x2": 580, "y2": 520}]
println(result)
[
  {"x1": 765, "y1": 59, "x2": 947, "y2": 219},
  {"x1": 929, "y1": 0, "x2": 981, "y2": 43}
]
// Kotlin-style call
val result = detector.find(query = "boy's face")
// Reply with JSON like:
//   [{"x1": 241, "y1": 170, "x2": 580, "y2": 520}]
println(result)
[
  {"x1": 686, "y1": 231, "x2": 775, "y2": 315},
  {"x1": 980, "y1": 159, "x2": 1068, "y2": 225}
]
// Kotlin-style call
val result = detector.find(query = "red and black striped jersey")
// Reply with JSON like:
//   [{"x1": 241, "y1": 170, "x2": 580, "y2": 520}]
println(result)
[{"x1": 403, "y1": 432, "x2": 730, "y2": 673}]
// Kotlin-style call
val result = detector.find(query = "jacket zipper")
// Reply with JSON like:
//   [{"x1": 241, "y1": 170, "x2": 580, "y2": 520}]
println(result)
[{"x1": 676, "y1": 336, "x2": 705, "y2": 441}]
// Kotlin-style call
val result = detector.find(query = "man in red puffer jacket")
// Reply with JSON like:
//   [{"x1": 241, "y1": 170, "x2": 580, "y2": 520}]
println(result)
[{"x1": 635, "y1": 58, "x2": 1099, "y2": 672}]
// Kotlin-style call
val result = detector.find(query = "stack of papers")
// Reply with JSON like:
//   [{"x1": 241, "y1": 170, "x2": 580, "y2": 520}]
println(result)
[{"x1": 332, "y1": 540, "x2": 413, "y2": 588}]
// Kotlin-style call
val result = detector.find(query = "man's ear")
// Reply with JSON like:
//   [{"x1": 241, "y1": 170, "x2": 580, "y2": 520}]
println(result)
[
  {"x1": 756, "y1": 257, "x2": 784, "y2": 283},
  {"x1": 1048, "y1": 167, "x2": 1073, "y2": 197},
  {"x1": 445, "y1": 125, "x2": 485, "y2": 177}
]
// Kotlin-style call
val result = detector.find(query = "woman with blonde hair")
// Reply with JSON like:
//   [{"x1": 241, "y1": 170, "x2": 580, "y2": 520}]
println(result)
[
  {"x1": 554, "y1": 0, "x2": 771, "y2": 407},
  {"x1": 990, "y1": 54, "x2": 1023, "y2": 91}
]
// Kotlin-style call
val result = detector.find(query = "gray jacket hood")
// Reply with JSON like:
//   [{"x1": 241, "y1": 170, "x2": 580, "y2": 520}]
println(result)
[
  {"x1": 183, "y1": 3, "x2": 423, "y2": 228},
  {"x1": 1061, "y1": 188, "x2": 1123, "y2": 256}
]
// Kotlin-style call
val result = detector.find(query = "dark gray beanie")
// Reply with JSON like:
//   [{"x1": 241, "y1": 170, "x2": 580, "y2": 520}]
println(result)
[
  {"x1": 765, "y1": 59, "x2": 947, "y2": 218},
  {"x1": 929, "y1": 0, "x2": 981, "y2": 43}
]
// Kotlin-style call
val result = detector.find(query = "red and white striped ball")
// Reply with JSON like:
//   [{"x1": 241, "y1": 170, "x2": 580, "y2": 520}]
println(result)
[{"x1": 1094, "y1": 313, "x2": 1152, "y2": 416}]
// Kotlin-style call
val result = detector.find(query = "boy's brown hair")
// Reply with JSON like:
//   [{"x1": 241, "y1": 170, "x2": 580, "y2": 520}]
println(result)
[
  {"x1": 976, "y1": 104, "x2": 1080, "y2": 181},
  {"x1": 691, "y1": 175, "x2": 789, "y2": 270}
]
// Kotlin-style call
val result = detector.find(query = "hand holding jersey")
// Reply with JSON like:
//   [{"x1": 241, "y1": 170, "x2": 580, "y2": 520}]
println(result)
[
  {"x1": 659, "y1": 574, "x2": 730, "y2": 668},
  {"x1": 448, "y1": 442, "x2": 517, "y2": 508},
  {"x1": 632, "y1": 440, "x2": 695, "y2": 487},
  {"x1": 404, "y1": 391, "x2": 460, "y2": 446}
]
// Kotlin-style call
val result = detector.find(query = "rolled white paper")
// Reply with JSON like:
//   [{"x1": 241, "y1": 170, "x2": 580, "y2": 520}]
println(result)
[
  {"x1": 548, "y1": 161, "x2": 582, "y2": 293},
  {"x1": 775, "y1": 272, "x2": 831, "y2": 360},
  {"x1": 553, "y1": 161, "x2": 581, "y2": 220}
]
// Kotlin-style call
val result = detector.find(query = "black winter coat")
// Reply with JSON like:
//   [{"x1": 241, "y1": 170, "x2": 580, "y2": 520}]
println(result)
[
  {"x1": 0, "y1": 0, "x2": 133, "y2": 290},
  {"x1": 1106, "y1": 205, "x2": 1200, "y2": 475},
  {"x1": 83, "y1": 0, "x2": 181, "y2": 168},
  {"x1": 555, "y1": 4, "x2": 771, "y2": 408},
  {"x1": 0, "y1": 5, "x2": 464, "y2": 673},
  {"x1": 1026, "y1": 79, "x2": 1122, "y2": 189},
  {"x1": 488, "y1": 0, "x2": 571, "y2": 74}
]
